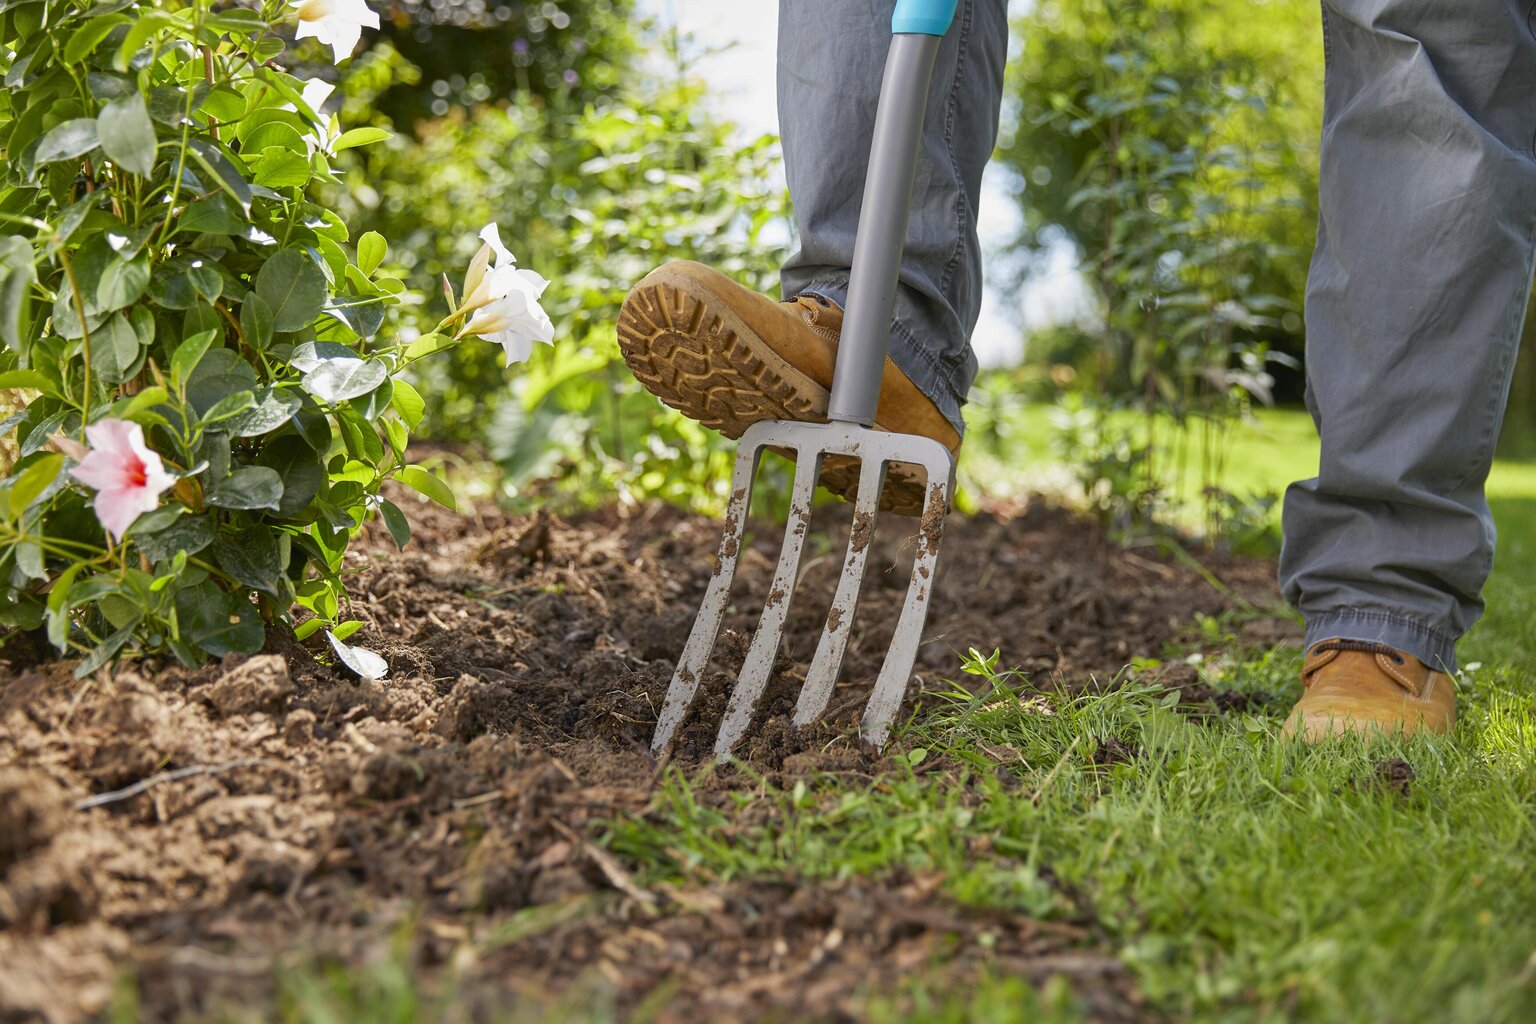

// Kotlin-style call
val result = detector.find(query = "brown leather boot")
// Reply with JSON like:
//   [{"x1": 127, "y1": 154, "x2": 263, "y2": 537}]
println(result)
[
  {"x1": 1282, "y1": 639, "x2": 1456, "y2": 741},
  {"x1": 616, "y1": 261, "x2": 961, "y2": 516}
]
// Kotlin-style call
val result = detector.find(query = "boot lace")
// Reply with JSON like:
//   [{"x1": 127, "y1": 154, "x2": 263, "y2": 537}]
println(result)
[{"x1": 1312, "y1": 639, "x2": 1405, "y2": 665}]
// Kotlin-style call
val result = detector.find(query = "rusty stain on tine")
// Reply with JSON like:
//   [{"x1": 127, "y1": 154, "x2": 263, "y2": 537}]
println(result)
[
  {"x1": 712, "y1": 449, "x2": 822, "y2": 758},
  {"x1": 649, "y1": 438, "x2": 762, "y2": 756},
  {"x1": 861, "y1": 473, "x2": 950, "y2": 748},
  {"x1": 793, "y1": 456, "x2": 887, "y2": 728}
]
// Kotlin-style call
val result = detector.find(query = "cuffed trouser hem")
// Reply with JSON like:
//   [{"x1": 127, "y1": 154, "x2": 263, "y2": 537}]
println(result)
[
  {"x1": 1304, "y1": 610, "x2": 1459, "y2": 674},
  {"x1": 793, "y1": 281, "x2": 969, "y2": 437}
]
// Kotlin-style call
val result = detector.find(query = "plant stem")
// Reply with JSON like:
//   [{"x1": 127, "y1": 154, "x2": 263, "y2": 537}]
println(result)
[{"x1": 56, "y1": 247, "x2": 93, "y2": 429}]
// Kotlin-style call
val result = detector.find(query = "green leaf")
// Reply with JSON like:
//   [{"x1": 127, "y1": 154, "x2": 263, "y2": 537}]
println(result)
[
  {"x1": 34, "y1": 119, "x2": 100, "y2": 164},
  {"x1": 252, "y1": 146, "x2": 310, "y2": 189},
  {"x1": 112, "y1": 9, "x2": 174, "y2": 73},
  {"x1": 2, "y1": 453, "x2": 63, "y2": 521},
  {"x1": 330, "y1": 620, "x2": 363, "y2": 641},
  {"x1": 349, "y1": 376, "x2": 393, "y2": 421},
  {"x1": 293, "y1": 618, "x2": 327, "y2": 641},
  {"x1": 393, "y1": 466, "x2": 456, "y2": 511},
  {"x1": 239, "y1": 292, "x2": 275, "y2": 350},
  {"x1": 253, "y1": 434, "x2": 324, "y2": 516},
  {"x1": 0, "y1": 369, "x2": 59, "y2": 396},
  {"x1": 97, "y1": 94, "x2": 157, "y2": 177},
  {"x1": 288, "y1": 340, "x2": 358, "y2": 372},
  {"x1": 125, "y1": 503, "x2": 185, "y2": 538},
  {"x1": 203, "y1": 9, "x2": 266, "y2": 35},
  {"x1": 332, "y1": 127, "x2": 391, "y2": 152},
  {"x1": 74, "y1": 622, "x2": 137, "y2": 679},
  {"x1": 402, "y1": 332, "x2": 460, "y2": 361},
  {"x1": 335, "y1": 405, "x2": 384, "y2": 464},
  {"x1": 63, "y1": 12, "x2": 133, "y2": 64},
  {"x1": 255, "y1": 249, "x2": 327, "y2": 333},
  {"x1": 176, "y1": 582, "x2": 263, "y2": 657},
  {"x1": 378, "y1": 497, "x2": 410, "y2": 550},
  {"x1": 200, "y1": 389, "x2": 257, "y2": 426},
  {"x1": 179, "y1": 194, "x2": 245, "y2": 235},
  {"x1": 187, "y1": 138, "x2": 253, "y2": 213},
  {"x1": 92, "y1": 311, "x2": 142, "y2": 383},
  {"x1": 45, "y1": 562, "x2": 85, "y2": 650},
  {"x1": 381, "y1": 416, "x2": 407, "y2": 460},
  {"x1": 389, "y1": 378, "x2": 425, "y2": 429},
  {"x1": 241, "y1": 120, "x2": 307, "y2": 155},
  {"x1": 213, "y1": 527, "x2": 283, "y2": 597},
  {"x1": 325, "y1": 297, "x2": 384, "y2": 339},
  {"x1": 77, "y1": 241, "x2": 150, "y2": 313},
  {"x1": 134, "y1": 513, "x2": 215, "y2": 563},
  {"x1": 0, "y1": 263, "x2": 35, "y2": 352},
  {"x1": 292, "y1": 408, "x2": 332, "y2": 452},
  {"x1": 205, "y1": 466, "x2": 284, "y2": 511},
  {"x1": 147, "y1": 82, "x2": 211, "y2": 128},
  {"x1": 235, "y1": 107, "x2": 311, "y2": 144},
  {"x1": 301, "y1": 358, "x2": 388, "y2": 404},
  {"x1": 171, "y1": 329, "x2": 218, "y2": 387},
  {"x1": 356, "y1": 232, "x2": 386, "y2": 276},
  {"x1": 111, "y1": 385, "x2": 170, "y2": 422},
  {"x1": 222, "y1": 387, "x2": 301, "y2": 438}
]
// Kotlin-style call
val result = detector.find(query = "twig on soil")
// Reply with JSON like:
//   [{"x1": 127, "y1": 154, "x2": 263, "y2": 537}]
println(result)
[
  {"x1": 552, "y1": 819, "x2": 657, "y2": 907},
  {"x1": 74, "y1": 758, "x2": 272, "y2": 810}
]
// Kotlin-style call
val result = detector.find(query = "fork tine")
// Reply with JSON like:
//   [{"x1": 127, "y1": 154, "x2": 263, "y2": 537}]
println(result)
[
  {"x1": 650, "y1": 445, "x2": 760, "y2": 756},
  {"x1": 793, "y1": 457, "x2": 887, "y2": 728},
  {"x1": 861, "y1": 478, "x2": 949, "y2": 748},
  {"x1": 712, "y1": 451, "x2": 822, "y2": 758}
]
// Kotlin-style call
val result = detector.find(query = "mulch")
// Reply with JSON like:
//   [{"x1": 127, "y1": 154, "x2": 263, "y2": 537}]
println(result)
[{"x1": 0, "y1": 491, "x2": 1296, "y2": 1023}]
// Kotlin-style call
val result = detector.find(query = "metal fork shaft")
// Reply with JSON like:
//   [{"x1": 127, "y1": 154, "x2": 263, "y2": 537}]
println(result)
[{"x1": 827, "y1": 33, "x2": 943, "y2": 427}]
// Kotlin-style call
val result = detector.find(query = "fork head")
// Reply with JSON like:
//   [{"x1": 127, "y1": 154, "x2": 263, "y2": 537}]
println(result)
[{"x1": 650, "y1": 418, "x2": 955, "y2": 759}]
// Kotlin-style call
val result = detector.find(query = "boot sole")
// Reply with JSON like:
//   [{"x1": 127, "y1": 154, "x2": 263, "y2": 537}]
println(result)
[{"x1": 616, "y1": 276, "x2": 930, "y2": 516}]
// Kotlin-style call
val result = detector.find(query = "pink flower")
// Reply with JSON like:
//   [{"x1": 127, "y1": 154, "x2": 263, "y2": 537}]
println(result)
[{"x1": 68, "y1": 419, "x2": 176, "y2": 541}]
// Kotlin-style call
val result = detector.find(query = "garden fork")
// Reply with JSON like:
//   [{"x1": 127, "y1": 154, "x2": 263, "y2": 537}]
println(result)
[{"x1": 650, "y1": 0, "x2": 960, "y2": 758}]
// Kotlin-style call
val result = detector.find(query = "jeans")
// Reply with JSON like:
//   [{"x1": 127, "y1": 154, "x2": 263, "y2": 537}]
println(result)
[
  {"x1": 776, "y1": 0, "x2": 1536, "y2": 672},
  {"x1": 1277, "y1": 0, "x2": 1536, "y2": 671},
  {"x1": 776, "y1": 0, "x2": 1008, "y2": 436}
]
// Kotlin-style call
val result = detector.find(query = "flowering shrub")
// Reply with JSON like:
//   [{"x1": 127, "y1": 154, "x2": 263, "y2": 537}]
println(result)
[{"x1": 0, "y1": 0, "x2": 549, "y2": 672}]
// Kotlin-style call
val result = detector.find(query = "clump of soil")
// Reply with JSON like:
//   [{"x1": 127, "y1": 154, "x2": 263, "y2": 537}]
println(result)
[
  {"x1": 1370, "y1": 757, "x2": 1417, "y2": 797},
  {"x1": 0, "y1": 494, "x2": 1290, "y2": 1023}
]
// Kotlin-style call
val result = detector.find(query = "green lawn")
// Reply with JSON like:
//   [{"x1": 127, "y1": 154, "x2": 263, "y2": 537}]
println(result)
[{"x1": 604, "y1": 410, "x2": 1536, "y2": 1023}]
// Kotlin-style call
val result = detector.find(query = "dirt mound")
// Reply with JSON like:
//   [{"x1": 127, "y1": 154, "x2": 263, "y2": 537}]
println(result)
[{"x1": 0, "y1": 496, "x2": 1290, "y2": 1022}]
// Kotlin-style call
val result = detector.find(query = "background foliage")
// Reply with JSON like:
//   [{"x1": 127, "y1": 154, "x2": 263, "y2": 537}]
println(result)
[
  {"x1": 976, "y1": 0, "x2": 1326, "y2": 543},
  {"x1": 325, "y1": 36, "x2": 788, "y2": 510}
]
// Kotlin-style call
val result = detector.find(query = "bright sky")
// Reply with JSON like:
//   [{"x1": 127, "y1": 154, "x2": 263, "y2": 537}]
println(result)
[{"x1": 636, "y1": 0, "x2": 1089, "y2": 369}]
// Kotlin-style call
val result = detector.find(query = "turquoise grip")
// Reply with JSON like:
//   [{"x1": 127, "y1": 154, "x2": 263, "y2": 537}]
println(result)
[{"x1": 891, "y1": 0, "x2": 958, "y2": 35}]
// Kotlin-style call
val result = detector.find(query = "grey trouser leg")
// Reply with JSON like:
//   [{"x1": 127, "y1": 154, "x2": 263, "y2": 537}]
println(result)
[
  {"x1": 776, "y1": 0, "x2": 1008, "y2": 436},
  {"x1": 1279, "y1": 0, "x2": 1536, "y2": 671}
]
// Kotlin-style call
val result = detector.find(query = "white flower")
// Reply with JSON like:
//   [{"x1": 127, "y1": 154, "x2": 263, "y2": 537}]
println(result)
[
  {"x1": 294, "y1": 78, "x2": 339, "y2": 155},
  {"x1": 455, "y1": 222, "x2": 554, "y2": 365},
  {"x1": 299, "y1": 77, "x2": 335, "y2": 116},
  {"x1": 290, "y1": 0, "x2": 379, "y2": 65}
]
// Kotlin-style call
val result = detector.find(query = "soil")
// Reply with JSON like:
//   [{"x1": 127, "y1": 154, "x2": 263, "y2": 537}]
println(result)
[{"x1": 0, "y1": 493, "x2": 1295, "y2": 1023}]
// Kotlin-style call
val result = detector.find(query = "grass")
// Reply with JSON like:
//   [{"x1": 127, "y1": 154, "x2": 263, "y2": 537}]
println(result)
[{"x1": 597, "y1": 411, "x2": 1536, "y2": 1023}]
